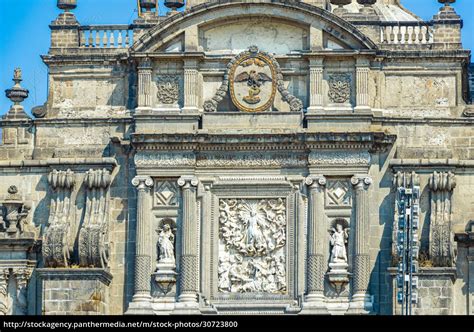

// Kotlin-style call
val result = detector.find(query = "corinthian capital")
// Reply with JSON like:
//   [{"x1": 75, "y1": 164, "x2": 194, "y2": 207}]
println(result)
[
  {"x1": 305, "y1": 175, "x2": 327, "y2": 187},
  {"x1": 178, "y1": 176, "x2": 199, "y2": 188},
  {"x1": 351, "y1": 175, "x2": 372, "y2": 189},
  {"x1": 132, "y1": 176, "x2": 154, "y2": 191}
]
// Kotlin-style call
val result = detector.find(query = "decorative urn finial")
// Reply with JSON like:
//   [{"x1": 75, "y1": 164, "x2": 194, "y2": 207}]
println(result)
[
  {"x1": 357, "y1": 0, "x2": 376, "y2": 6},
  {"x1": 438, "y1": 0, "x2": 456, "y2": 6},
  {"x1": 164, "y1": 0, "x2": 185, "y2": 13},
  {"x1": 139, "y1": 0, "x2": 158, "y2": 17},
  {"x1": 57, "y1": 0, "x2": 77, "y2": 11},
  {"x1": 5, "y1": 68, "x2": 29, "y2": 107},
  {"x1": 330, "y1": 0, "x2": 351, "y2": 16}
]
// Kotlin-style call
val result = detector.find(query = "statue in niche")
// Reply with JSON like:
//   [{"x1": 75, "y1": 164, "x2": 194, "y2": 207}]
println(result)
[
  {"x1": 329, "y1": 223, "x2": 349, "y2": 263},
  {"x1": 156, "y1": 222, "x2": 175, "y2": 265}
]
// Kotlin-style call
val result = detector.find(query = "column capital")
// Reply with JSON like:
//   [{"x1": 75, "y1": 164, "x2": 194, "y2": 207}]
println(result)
[
  {"x1": 137, "y1": 57, "x2": 152, "y2": 70},
  {"x1": 178, "y1": 176, "x2": 199, "y2": 188},
  {"x1": 305, "y1": 175, "x2": 326, "y2": 187},
  {"x1": 351, "y1": 175, "x2": 372, "y2": 188},
  {"x1": 132, "y1": 176, "x2": 154, "y2": 190}
]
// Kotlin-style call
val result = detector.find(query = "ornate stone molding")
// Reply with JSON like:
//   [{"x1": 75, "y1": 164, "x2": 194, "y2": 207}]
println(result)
[
  {"x1": 43, "y1": 169, "x2": 75, "y2": 268},
  {"x1": 428, "y1": 171, "x2": 456, "y2": 267},
  {"x1": 203, "y1": 46, "x2": 303, "y2": 113},
  {"x1": 197, "y1": 152, "x2": 307, "y2": 168},
  {"x1": 78, "y1": 169, "x2": 112, "y2": 269},
  {"x1": 134, "y1": 152, "x2": 196, "y2": 167},
  {"x1": 309, "y1": 151, "x2": 370, "y2": 166}
]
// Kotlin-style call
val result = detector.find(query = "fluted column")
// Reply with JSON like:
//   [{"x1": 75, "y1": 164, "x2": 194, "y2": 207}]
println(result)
[
  {"x1": 355, "y1": 58, "x2": 370, "y2": 112},
  {"x1": 307, "y1": 58, "x2": 324, "y2": 113},
  {"x1": 301, "y1": 175, "x2": 328, "y2": 313},
  {"x1": 175, "y1": 176, "x2": 200, "y2": 313},
  {"x1": 130, "y1": 176, "x2": 154, "y2": 307},
  {"x1": 349, "y1": 175, "x2": 373, "y2": 313},
  {"x1": 137, "y1": 59, "x2": 153, "y2": 109},
  {"x1": 182, "y1": 59, "x2": 199, "y2": 112}
]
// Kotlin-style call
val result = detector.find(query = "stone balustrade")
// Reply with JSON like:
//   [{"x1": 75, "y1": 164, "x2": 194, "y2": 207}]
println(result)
[
  {"x1": 380, "y1": 22, "x2": 434, "y2": 45},
  {"x1": 79, "y1": 25, "x2": 134, "y2": 48}
]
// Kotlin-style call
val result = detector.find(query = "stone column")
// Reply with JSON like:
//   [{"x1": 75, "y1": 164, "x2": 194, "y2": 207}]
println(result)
[
  {"x1": 307, "y1": 58, "x2": 324, "y2": 113},
  {"x1": 13, "y1": 268, "x2": 31, "y2": 316},
  {"x1": 175, "y1": 176, "x2": 200, "y2": 314},
  {"x1": 182, "y1": 60, "x2": 199, "y2": 112},
  {"x1": 301, "y1": 175, "x2": 328, "y2": 314},
  {"x1": 0, "y1": 269, "x2": 9, "y2": 315},
  {"x1": 137, "y1": 59, "x2": 153, "y2": 109},
  {"x1": 348, "y1": 175, "x2": 373, "y2": 313},
  {"x1": 127, "y1": 176, "x2": 154, "y2": 314},
  {"x1": 355, "y1": 58, "x2": 370, "y2": 112}
]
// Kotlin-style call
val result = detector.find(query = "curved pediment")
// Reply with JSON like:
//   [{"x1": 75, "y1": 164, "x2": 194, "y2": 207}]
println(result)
[{"x1": 131, "y1": 0, "x2": 377, "y2": 54}]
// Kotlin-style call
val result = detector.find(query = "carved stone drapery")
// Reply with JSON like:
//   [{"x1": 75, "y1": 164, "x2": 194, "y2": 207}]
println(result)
[
  {"x1": 328, "y1": 74, "x2": 351, "y2": 104},
  {"x1": 131, "y1": 176, "x2": 154, "y2": 305},
  {"x1": 78, "y1": 169, "x2": 112, "y2": 268},
  {"x1": 349, "y1": 175, "x2": 372, "y2": 312},
  {"x1": 218, "y1": 198, "x2": 287, "y2": 294},
  {"x1": 43, "y1": 169, "x2": 75, "y2": 268},
  {"x1": 176, "y1": 176, "x2": 200, "y2": 309},
  {"x1": 301, "y1": 175, "x2": 327, "y2": 312},
  {"x1": 428, "y1": 171, "x2": 456, "y2": 267}
]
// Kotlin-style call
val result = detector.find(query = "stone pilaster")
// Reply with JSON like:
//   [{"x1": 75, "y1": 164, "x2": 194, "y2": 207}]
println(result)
[
  {"x1": 174, "y1": 176, "x2": 200, "y2": 314},
  {"x1": 0, "y1": 269, "x2": 9, "y2": 315},
  {"x1": 137, "y1": 59, "x2": 153, "y2": 109},
  {"x1": 127, "y1": 176, "x2": 154, "y2": 314},
  {"x1": 355, "y1": 58, "x2": 370, "y2": 112},
  {"x1": 182, "y1": 60, "x2": 199, "y2": 112},
  {"x1": 348, "y1": 175, "x2": 373, "y2": 313},
  {"x1": 301, "y1": 175, "x2": 328, "y2": 314},
  {"x1": 307, "y1": 58, "x2": 324, "y2": 113},
  {"x1": 13, "y1": 268, "x2": 31, "y2": 316}
]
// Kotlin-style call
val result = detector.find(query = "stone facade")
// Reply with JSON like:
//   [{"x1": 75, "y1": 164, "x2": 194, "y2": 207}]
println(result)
[{"x1": 0, "y1": 0, "x2": 473, "y2": 315}]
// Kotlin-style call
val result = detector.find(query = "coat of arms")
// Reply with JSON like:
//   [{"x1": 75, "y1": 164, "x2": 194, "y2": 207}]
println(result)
[{"x1": 229, "y1": 47, "x2": 277, "y2": 112}]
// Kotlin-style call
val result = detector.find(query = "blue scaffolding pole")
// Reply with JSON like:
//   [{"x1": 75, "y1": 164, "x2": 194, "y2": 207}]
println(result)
[{"x1": 396, "y1": 185, "x2": 420, "y2": 315}]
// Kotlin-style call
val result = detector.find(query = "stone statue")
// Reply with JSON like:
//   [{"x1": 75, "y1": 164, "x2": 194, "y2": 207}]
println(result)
[
  {"x1": 330, "y1": 223, "x2": 348, "y2": 263},
  {"x1": 157, "y1": 224, "x2": 175, "y2": 264}
]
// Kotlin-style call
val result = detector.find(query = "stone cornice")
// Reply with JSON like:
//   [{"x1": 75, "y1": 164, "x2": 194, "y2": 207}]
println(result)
[
  {"x1": 390, "y1": 158, "x2": 474, "y2": 169},
  {"x1": 0, "y1": 158, "x2": 117, "y2": 169},
  {"x1": 131, "y1": 132, "x2": 396, "y2": 152}
]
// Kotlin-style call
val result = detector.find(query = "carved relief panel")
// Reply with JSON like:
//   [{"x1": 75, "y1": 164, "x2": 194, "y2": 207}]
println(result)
[
  {"x1": 325, "y1": 180, "x2": 352, "y2": 208},
  {"x1": 218, "y1": 198, "x2": 287, "y2": 294}
]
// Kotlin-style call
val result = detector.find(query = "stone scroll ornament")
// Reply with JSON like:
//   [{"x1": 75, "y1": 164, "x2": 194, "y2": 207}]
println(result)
[
  {"x1": 429, "y1": 171, "x2": 456, "y2": 267},
  {"x1": 43, "y1": 169, "x2": 75, "y2": 268},
  {"x1": 204, "y1": 46, "x2": 303, "y2": 113},
  {"x1": 218, "y1": 198, "x2": 287, "y2": 294},
  {"x1": 78, "y1": 169, "x2": 112, "y2": 269}
]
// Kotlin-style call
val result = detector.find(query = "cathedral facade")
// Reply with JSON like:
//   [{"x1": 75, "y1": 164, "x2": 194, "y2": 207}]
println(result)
[{"x1": 0, "y1": 0, "x2": 473, "y2": 315}]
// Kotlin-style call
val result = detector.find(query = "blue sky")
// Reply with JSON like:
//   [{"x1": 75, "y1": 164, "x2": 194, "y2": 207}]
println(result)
[{"x1": 0, "y1": 0, "x2": 472, "y2": 115}]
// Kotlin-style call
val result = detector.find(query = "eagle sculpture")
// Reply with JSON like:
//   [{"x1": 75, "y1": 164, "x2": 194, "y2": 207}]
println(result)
[{"x1": 234, "y1": 70, "x2": 272, "y2": 105}]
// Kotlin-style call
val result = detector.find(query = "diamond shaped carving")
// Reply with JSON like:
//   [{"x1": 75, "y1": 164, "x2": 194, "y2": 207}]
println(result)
[
  {"x1": 154, "y1": 180, "x2": 178, "y2": 207},
  {"x1": 326, "y1": 180, "x2": 352, "y2": 207}
]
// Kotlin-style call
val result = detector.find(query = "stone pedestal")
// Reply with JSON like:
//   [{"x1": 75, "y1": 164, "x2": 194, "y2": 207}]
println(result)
[{"x1": 37, "y1": 268, "x2": 112, "y2": 315}]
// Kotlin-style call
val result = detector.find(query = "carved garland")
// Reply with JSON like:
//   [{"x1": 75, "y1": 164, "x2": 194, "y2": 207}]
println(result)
[{"x1": 204, "y1": 46, "x2": 303, "y2": 113}]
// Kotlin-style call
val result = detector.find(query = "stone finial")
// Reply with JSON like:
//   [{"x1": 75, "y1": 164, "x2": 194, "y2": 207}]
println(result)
[
  {"x1": 4, "y1": 68, "x2": 29, "y2": 120},
  {"x1": 138, "y1": 0, "x2": 159, "y2": 18},
  {"x1": 5, "y1": 68, "x2": 28, "y2": 106},
  {"x1": 330, "y1": 0, "x2": 351, "y2": 16},
  {"x1": 438, "y1": 0, "x2": 456, "y2": 7},
  {"x1": 57, "y1": 0, "x2": 77, "y2": 11},
  {"x1": 165, "y1": 0, "x2": 185, "y2": 13}
]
